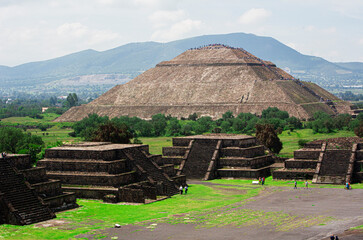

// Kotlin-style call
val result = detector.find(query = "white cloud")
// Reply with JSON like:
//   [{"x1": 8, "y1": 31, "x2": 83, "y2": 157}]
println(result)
[
  {"x1": 149, "y1": 10, "x2": 185, "y2": 28},
  {"x1": 359, "y1": 38, "x2": 363, "y2": 45},
  {"x1": 151, "y1": 19, "x2": 202, "y2": 42},
  {"x1": 304, "y1": 25, "x2": 315, "y2": 32},
  {"x1": 238, "y1": 8, "x2": 271, "y2": 25}
]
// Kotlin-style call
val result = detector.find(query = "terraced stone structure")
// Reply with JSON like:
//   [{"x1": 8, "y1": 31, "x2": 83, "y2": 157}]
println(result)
[
  {"x1": 273, "y1": 139, "x2": 363, "y2": 184},
  {"x1": 56, "y1": 44, "x2": 351, "y2": 122},
  {"x1": 38, "y1": 142, "x2": 184, "y2": 203},
  {"x1": 160, "y1": 134, "x2": 274, "y2": 180},
  {"x1": 0, "y1": 154, "x2": 57, "y2": 225}
]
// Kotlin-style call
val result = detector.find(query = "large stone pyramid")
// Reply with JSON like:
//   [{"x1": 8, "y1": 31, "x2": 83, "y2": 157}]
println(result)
[{"x1": 56, "y1": 45, "x2": 351, "y2": 122}]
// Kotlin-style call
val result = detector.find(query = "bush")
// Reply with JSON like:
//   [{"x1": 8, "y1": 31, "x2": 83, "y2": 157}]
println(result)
[
  {"x1": 255, "y1": 124, "x2": 283, "y2": 154},
  {"x1": 91, "y1": 122, "x2": 133, "y2": 143}
]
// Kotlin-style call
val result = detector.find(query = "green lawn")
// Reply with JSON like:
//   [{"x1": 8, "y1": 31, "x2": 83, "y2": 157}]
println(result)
[
  {"x1": 139, "y1": 137, "x2": 173, "y2": 155},
  {"x1": 0, "y1": 184, "x2": 260, "y2": 239},
  {"x1": 1, "y1": 178, "x2": 358, "y2": 239},
  {"x1": 28, "y1": 126, "x2": 81, "y2": 147}
]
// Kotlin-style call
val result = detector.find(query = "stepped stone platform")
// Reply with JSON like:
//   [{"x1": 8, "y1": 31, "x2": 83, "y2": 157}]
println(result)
[
  {"x1": 0, "y1": 155, "x2": 56, "y2": 225},
  {"x1": 38, "y1": 142, "x2": 185, "y2": 203},
  {"x1": 273, "y1": 138, "x2": 363, "y2": 184},
  {"x1": 3, "y1": 154, "x2": 78, "y2": 213},
  {"x1": 160, "y1": 134, "x2": 274, "y2": 180}
]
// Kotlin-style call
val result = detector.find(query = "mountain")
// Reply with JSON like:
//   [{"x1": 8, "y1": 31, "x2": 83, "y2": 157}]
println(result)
[{"x1": 0, "y1": 33, "x2": 362, "y2": 95}]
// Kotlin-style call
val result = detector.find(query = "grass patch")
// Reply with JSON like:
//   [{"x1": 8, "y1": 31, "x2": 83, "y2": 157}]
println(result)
[
  {"x1": 139, "y1": 137, "x2": 173, "y2": 155},
  {"x1": 0, "y1": 184, "x2": 259, "y2": 239}
]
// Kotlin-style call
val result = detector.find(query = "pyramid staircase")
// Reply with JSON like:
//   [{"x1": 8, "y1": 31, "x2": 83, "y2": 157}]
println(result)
[
  {"x1": 273, "y1": 142, "x2": 363, "y2": 184},
  {"x1": 38, "y1": 142, "x2": 184, "y2": 203},
  {"x1": 353, "y1": 143, "x2": 363, "y2": 183},
  {"x1": 161, "y1": 135, "x2": 274, "y2": 180},
  {"x1": 0, "y1": 156, "x2": 55, "y2": 225},
  {"x1": 273, "y1": 143, "x2": 323, "y2": 180}
]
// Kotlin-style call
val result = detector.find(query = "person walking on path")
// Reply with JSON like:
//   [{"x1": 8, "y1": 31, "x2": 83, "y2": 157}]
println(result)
[
  {"x1": 184, "y1": 185, "x2": 188, "y2": 194},
  {"x1": 258, "y1": 177, "x2": 261, "y2": 185},
  {"x1": 305, "y1": 180, "x2": 309, "y2": 189},
  {"x1": 294, "y1": 180, "x2": 297, "y2": 189},
  {"x1": 262, "y1": 177, "x2": 265, "y2": 186},
  {"x1": 179, "y1": 185, "x2": 183, "y2": 195}
]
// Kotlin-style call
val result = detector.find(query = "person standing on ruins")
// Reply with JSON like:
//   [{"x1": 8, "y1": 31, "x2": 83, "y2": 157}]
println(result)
[
  {"x1": 294, "y1": 180, "x2": 297, "y2": 189},
  {"x1": 179, "y1": 185, "x2": 183, "y2": 195}
]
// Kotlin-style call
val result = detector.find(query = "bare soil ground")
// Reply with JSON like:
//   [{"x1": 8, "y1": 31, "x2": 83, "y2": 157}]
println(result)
[{"x1": 77, "y1": 183, "x2": 363, "y2": 240}]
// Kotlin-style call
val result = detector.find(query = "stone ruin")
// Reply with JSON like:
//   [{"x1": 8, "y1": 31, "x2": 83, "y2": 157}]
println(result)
[
  {"x1": 0, "y1": 154, "x2": 77, "y2": 225},
  {"x1": 56, "y1": 44, "x2": 351, "y2": 122},
  {"x1": 273, "y1": 138, "x2": 363, "y2": 184},
  {"x1": 158, "y1": 134, "x2": 275, "y2": 180},
  {"x1": 37, "y1": 142, "x2": 185, "y2": 204}
]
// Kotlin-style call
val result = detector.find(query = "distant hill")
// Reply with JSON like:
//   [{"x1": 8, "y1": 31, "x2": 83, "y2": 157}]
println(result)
[{"x1": 0, "y1": 33, "x2": 362, "y2": 95}]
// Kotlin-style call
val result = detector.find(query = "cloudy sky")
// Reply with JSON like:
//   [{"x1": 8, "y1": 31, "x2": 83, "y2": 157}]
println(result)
[{"x1": 0, "y1": 0, "x2": 362, "y2": 66}]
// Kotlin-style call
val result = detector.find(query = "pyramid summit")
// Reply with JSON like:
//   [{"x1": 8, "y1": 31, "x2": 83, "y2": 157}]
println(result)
[{"x1": 56, "y1": 44, "x2": 351, "y2": 122}]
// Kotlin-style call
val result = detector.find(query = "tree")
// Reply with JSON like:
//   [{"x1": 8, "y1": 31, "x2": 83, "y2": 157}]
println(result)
[
  {"x1": 354, "y1": 121, "x2": 363, "y2": 138},
  {"x1": 91, "y1": 122, "x2": 133, "y2": 143},
  {"x1": 188, "y1": 113, "x2": 198, "y2": 121},
  {"x1": 262, "y1": 107, "x2": 289, "y2": 119},
  {"x1": 166, "y1": 118, "x2": 181, "y2": 136},
  {"x1": 66, "y1": 93, "x2": 79, "y2": 107},
  {"x1": 151, "y1": 114, "x2": 167, "y2": 136},
  {"x1": 0, "y1": 127, "x2": 44, "y2": 164},
  {"x1": 255, "y1": 124, "x2": 283, "y2": 154}
]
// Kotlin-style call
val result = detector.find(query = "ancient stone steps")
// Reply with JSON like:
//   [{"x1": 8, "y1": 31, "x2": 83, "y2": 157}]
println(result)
[
  {"x1": 284, "y1": 159, "x2": 319, "y2": 169},
  {"x1": 217, "y1": 165, "x2": 271, "y2": 178},
  {"x1": 0, "y1": 157, "x2": 55, "y2": 225},
  {"x1": 20, "y1": 167, "x2": 48, "y2": 184},
  {"x1": 293, "y1": 149, "x2": 321, "y2": 159},
  {"x1": 162, "y1": 146, "x2": 188, "y2": 157},
  {"x1": 160, "y1": 156, "x2": 184, "y2": 165},
  {"x1": 38, "y1": 158, "x2": 127, "y2": 174},
  {"x1": 47, "y1": 170, "x2": 136, "y2": 187},
  {"x1": 272, "y1": 168, "x2": 316, "y2": 180},
  {"x1": 62, "y1": 185, "x2": 119, "y2": 200},
  {"x1": 220, "y1": 145, "x2": 265, "y2": 158},
  {"x1": 219, "y1": 155, "x2": 273, "y2": 169}
]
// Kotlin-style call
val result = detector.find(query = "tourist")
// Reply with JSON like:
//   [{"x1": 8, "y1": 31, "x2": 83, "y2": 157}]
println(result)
[
  {"x1": 335, "y1": 235, "x2": 339, "y2": 240},
  {"x1": 262, "y1": 177, "x2": 265, "y2": 186},
  {"x1": 179, "y1": 185, "x2": 183, "y2": 195},
  {"x1": 258, "y1": 177, "x2": 261, "y2": 185},
  {"x1": 294, "y1": 180, "x2": 297, "y2": 189},
  {"x1": 184, "y1": 185, "x2": 188, "y2": 194},
  {"x1": 330, "y1": 234, "x2": 335, "y2": 240},
  {"x1": 305, "y1": 180, "x2": 309, "y2": 189},
  {"x1": 345, "y1": 182, "x2": 350, "y2": 190}
]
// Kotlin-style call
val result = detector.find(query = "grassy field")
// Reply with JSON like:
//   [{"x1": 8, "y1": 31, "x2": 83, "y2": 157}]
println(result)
[
  {"x1": 1, "y1": 179, "x2": 361, "y2": 239},
  {"x1": 0, "y1": 183, "x2": 261, "y2": 239},
  {"x1": 27, "y1": 126, "x2": 81, "y2": 146}
]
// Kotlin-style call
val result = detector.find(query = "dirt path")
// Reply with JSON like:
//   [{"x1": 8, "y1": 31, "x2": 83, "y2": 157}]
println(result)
[{"x1": 77, "y1": 183, "x2": 363, "y2": 240}]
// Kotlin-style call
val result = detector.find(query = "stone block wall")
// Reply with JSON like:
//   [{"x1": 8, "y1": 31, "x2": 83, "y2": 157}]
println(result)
[
  {"x1": 273, "y1": 170, "x2": 315, "y2": 180},
  {"x1": 293, "y1": 150, "x2": 320, "y2": 159},
  {"x1": 220, "y1": 146, "x2": 265, "y2": 158},
  {"x1": 162, "y1": 147, "x2": 187, "y2": 156},
  {"x1": 284, "y1": 160, "x2": 318, "y2": 169},
  {"x1": 6, "y1": 155, "x2": 31, "y2": 170},
  {"x1": 320, "y1": 150, "x2": 351, "y2": 176}
]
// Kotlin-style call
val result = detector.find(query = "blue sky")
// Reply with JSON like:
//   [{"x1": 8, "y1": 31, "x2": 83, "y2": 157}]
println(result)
[{"x1": 0, "y1": 0, "x2": 362, "y2": 66}]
